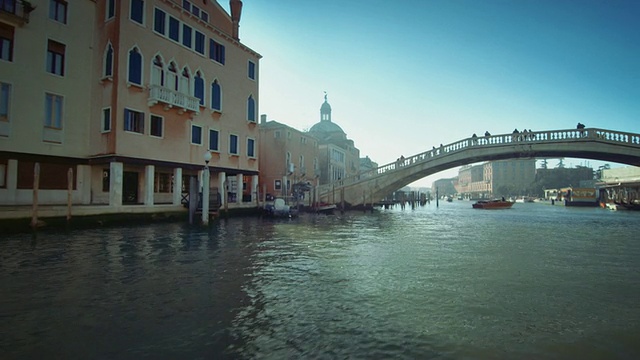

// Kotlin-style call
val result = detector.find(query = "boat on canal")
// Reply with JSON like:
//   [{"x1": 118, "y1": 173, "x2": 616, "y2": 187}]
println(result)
[
  {"x1": 315, "y1": 203, "x2": 337, "y2": 215},
  {"x1": 562, "y1": 187, "x2": 599, "y2": 207},
  {"x1": 472, "y1": 199, "x2": 514, "y2": 209},
  {"x1": 263, "y1": 198, "x2": 298, "y2": 218}
]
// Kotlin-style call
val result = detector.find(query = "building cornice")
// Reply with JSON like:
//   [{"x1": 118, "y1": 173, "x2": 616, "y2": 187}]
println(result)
[{"x1": 160, "y1": 0, "x2": 262, "y2": 59}]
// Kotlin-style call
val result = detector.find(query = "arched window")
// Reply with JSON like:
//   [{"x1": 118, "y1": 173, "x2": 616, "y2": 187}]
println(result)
[
  {"x1": 247, "y1": 95, "x2": 255, "y2": 122},
  {"x1": 194, "y1": 71, "x2": 204, "y2": 106},
  {"x1": 167, "y1": 62, "x2": 178, "y2": 91},
  {"x1": 151, "y1": 55, "x2": 164, "y2": 86},
  {"x1": 211, "y1": 80, "x2": 221, "y2": 111},
  {"x1": 127, "y1": 47, "x2": 142, "y2": 85},
  {"x1": 180, "y1": 67, "x2": 190, "y2": 95},
  {"x1": 104, "y1": 43, "x2": 113, "y2": 78}
]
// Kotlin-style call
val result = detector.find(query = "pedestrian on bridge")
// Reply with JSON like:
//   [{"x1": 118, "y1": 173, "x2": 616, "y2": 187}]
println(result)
[
  {"x1": 512, "y1": 129, "x2": 520, "y2": 141},
  {"x1": 577, "y1": 122, "x2": 586, "y2": 137}
]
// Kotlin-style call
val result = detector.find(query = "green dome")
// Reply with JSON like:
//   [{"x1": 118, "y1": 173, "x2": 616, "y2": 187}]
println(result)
[{"x1": 309, "y1": 120, "x2": 345, "y2": 135}]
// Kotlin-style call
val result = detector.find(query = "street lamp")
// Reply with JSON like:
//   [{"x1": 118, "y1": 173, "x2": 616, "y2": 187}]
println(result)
[{"x1": 202, "y1": 151, "x2": 212, "y2": 225}]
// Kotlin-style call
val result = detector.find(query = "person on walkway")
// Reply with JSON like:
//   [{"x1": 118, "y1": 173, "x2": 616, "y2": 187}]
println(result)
[{"x1": 471, "y1": 133, "x2": 478, "y2": 145}]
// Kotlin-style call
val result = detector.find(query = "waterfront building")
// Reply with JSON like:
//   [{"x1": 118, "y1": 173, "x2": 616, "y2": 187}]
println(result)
[
  {"x1": 597, "y1": 166, "x2": 640, "y2": 207},
  {"x1": 258, "y1": 114, "x2": 319, "y2": 205},
  {"x1": 432, "y1": 177, "x2": 457, "y2": 197},
  {"x1": 490, "y1": 158, "x2": 536, "y2": 196},
  {"x1": 456, "y1": 164, "x2": 488, "y2": 198},
  {"x1": 535, "y1": 165, "x2": 594, "y2": 197},
  {"x1": 308, "y1": 94, "x2": 360, "y2": 185},
  {"x1": 600, "y1": 166, "x2": 640, "y2": 183},
  {"x1": 1, "y1": 1, "x2": 261, "y2": 212},
  {"x1": 455, "y1": 159, "x2": 536, "y2": 198}
]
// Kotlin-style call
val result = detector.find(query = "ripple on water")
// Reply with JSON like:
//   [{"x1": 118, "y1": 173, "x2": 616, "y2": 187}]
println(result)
[{"x1": 1, "y1": 206, "x2": 640, "y2": 358}]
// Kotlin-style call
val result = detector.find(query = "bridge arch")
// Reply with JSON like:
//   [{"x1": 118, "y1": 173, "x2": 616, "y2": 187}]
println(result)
[{"x1": 317, "y1": 128, "x2": 640, "y2": 206}]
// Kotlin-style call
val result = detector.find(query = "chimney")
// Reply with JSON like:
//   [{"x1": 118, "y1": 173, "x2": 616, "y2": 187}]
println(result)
[
  {"x1": 230, "y1": 0, "x2": 243, "y2": 40},
  {"x1": 260, "y1": 114, "x2": 267, "y2": 124}
]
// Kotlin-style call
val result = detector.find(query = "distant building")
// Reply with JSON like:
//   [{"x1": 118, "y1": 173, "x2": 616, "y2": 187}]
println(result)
[
  {"x1": 535, "y1": 166, "x2": 594, "y2": 193},
  {"x1": 601, "y1": 166, "x2": 640, "y2": 182},
  {"x1": 308, "y1": 94, "x2": 360, "y2": 185},
  {"x1": 456, "y1": 164, "x2": 489, "y2": 198},
  {"x1": 359, "y1": 156, "x2": 378, "y2": 176},
  {"x1": 1, "y1": 1, "x2": 261, "y2": 209},
  {"x1": 432, "y1": 178, "x2": 457, "y2": 197},
  {"x1": 455, "y1": 159, "x2": 536, "y2": 198},
  {"x1": 258, "y1": 115, "x2": 319, "y2": 202},
  {"x1": 490, "y1": 159, "x2": 536, "y2": 196}
]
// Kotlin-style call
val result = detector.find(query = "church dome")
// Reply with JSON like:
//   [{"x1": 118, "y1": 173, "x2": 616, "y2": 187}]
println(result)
[
  {"x1": 309, "y1": 92, "x2": 346, "y2": 137},
  {"x1": 309, "y1": 120, "x2": 345, "y2": 134}
]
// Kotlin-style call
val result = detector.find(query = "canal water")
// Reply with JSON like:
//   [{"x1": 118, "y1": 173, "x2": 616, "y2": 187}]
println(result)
[{"x1": 1, "y1": 202, "x2": 639, "y2": 359}]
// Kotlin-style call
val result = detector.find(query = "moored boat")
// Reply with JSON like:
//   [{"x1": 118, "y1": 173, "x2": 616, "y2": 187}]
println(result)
[
  {"x1": 605, "y1": 203, "x2": 626, "y2": 211},
  {"x1": 316, "y1": 203, "x2": 337, "y2": 215},
  {"x1": 561, "y1": 187, "x2": 599, "y2": 207},
  {"x1": 472, "y1": 199, "x2": 514, "y2": 209},
  {"x1": 263, "y1": 198, "x2": 298, "y2": 218}
]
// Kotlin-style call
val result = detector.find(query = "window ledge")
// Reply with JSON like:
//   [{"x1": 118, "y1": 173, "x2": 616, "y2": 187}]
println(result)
[{"x1": 126, "y1": 82, "x2": 144, "y2": 89}]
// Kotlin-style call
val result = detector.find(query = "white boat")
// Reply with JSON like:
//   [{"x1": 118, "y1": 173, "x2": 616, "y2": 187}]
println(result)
[{"x1": 605, "y1": 203, "x2": 626, "y2": 211}]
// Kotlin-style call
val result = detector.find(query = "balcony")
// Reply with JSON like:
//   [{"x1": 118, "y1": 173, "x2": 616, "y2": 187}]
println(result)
[
  {"x1": 148, "y1": 84, "x2": 200, "y2": 115},
  {"x1": 0, "y1": 0, "x2": 34, "y2": 26}
]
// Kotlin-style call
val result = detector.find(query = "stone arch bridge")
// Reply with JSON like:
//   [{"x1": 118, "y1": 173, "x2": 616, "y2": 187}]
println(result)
[{"x1": 316, "y1": 128, "x2": 640, "y2": 206}]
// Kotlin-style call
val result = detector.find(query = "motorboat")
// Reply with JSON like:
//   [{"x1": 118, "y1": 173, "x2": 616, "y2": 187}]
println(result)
[
  {"x1": 263, "y1": 198, "x2": 298, "y2": 218},
  {"x1": 472, "y1": 199, "x2": 514, "y2": 209},
  {"x1": 605, "y1": 203, "x2": 626, "y2": 211}
]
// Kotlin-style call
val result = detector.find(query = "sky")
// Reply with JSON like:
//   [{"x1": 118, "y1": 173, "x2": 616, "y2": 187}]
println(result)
[{"x1": 222, "y1": 0, "x2": 639, "y2": 187}]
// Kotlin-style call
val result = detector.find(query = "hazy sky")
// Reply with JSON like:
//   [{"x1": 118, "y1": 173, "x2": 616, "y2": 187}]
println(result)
[{"x1": 225, "y1": 1, "x2": 639, "y2": 187}]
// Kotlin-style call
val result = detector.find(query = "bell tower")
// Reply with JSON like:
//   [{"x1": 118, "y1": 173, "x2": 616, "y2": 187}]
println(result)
[{"x1": 320, "y1": 92, "x2": 332, "y2": 122}]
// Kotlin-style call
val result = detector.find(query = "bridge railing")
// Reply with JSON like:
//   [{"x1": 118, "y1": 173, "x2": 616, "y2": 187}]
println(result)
[{"x1": 318, "y1": 128, "x2": 640, "y2": 196}]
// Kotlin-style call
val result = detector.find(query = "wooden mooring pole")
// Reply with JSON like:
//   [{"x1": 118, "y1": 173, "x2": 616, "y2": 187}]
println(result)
[
  {"x1": 188, "y1": 176, "x2": 197, "y2": 225},
  {"x1": 67, "y1": 167, "x2": 73, "y2": 222},
  {"x1": 31, "y1": 162, "x2": 40, "y2": 229}
]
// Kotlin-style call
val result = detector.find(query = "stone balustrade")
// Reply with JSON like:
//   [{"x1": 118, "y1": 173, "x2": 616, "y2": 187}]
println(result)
[
  {"x1": 148, "y1": 84, "x2": 200, "y2": 114},
  {"x1": 317, "y1": 128, "x2": 640, "y2": 199}
]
